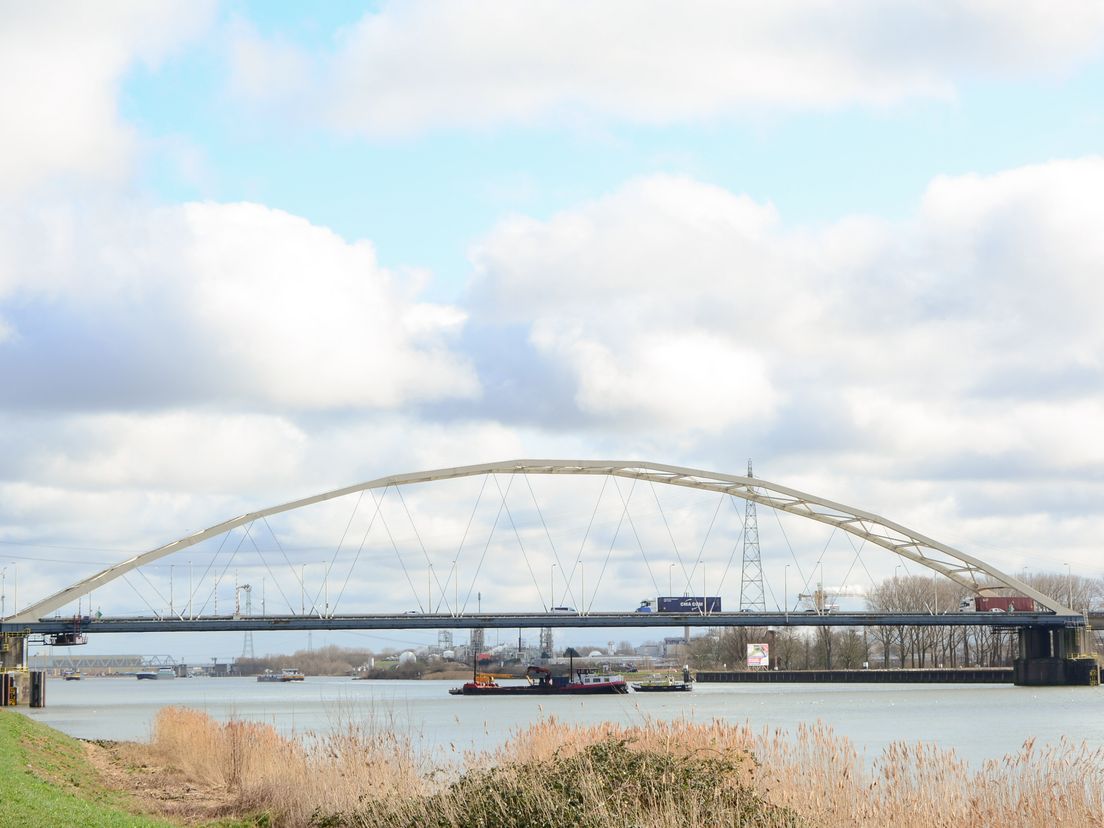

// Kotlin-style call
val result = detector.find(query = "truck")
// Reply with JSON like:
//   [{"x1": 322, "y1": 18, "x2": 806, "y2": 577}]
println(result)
[
  {"x1": 636, "y1": 596, "x2": 722, "y2": 613},
  {"x1": 958, "y1": 595, "x2": 1036, "y2": 613}
]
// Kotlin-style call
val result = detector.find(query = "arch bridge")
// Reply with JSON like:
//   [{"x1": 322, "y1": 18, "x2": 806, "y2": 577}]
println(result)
[{"x1": 1, "y1": 460, "x2": 1093, "y2": 686}]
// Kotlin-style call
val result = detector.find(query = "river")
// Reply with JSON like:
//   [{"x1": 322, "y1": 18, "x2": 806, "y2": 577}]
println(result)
[{"x1": 21, "y1": 676, "x2": 1104, "y2": 766}]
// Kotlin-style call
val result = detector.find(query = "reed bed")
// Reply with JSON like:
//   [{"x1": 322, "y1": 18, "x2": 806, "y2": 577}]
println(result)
[{"x1": 145, "y1": 707, "x2": 1104, "y2": 827}]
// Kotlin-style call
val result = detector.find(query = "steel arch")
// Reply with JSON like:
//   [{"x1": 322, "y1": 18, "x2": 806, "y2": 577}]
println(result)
[{"x1": 6, "y1": 459, "x2": 1076, "y2": 622}]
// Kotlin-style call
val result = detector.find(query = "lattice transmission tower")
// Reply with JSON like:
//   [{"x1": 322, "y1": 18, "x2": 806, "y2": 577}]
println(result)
[
  {"x1": 236, "y1": 582, "x2": 254, "y2": 660},
  {"x1": 739, "y1": 460, "x2": 766, "y2": 611}
]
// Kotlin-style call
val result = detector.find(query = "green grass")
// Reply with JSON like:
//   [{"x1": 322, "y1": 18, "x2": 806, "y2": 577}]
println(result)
[{"x1": 0, "y1": 708, "x2": 177, "y2": 828}]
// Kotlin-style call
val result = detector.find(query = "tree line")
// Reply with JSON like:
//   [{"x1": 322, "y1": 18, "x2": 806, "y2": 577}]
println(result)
[{"x1": 686, "y1": 570, "x2": 1104, "y2": 670}]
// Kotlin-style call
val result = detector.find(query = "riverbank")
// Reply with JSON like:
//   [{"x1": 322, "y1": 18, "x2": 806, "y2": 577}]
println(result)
[
  {"x1": 0, "y1": 709, "x2": 172, "y2": 828},
  {"x1": 10, "y1": 703, "x2": 1103, "y2": 828}
]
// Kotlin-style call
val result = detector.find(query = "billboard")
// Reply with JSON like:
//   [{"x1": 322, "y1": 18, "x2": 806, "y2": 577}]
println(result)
[
  {"x1": 656, "y1": 596, "x2": 722, "y2": 613},
  {"x1": 747, "y1": 643, "x2": 770, "y2": 669}
]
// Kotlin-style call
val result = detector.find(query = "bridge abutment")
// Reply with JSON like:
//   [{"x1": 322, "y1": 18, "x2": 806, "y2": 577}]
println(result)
[{"x1": 1013, "y1": 625, "x2": 1099, "y2": 686}]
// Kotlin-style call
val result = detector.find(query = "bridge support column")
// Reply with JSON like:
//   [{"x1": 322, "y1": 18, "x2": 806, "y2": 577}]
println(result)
[
  {"x1": 1013, "y1": 625, "x2": 1099, "y2": 686},
  {"x1": 1, "y1": 632, "x2": 26, "y2": 672}
]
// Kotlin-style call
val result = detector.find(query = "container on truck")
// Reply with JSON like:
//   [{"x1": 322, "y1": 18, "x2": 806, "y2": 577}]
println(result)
[
  {"x1": 636, "y1": 596, "x2": 722, "y2": 613},
  {"x1": 958, "y1": 595, "x2": 1036, "y2": 612}
]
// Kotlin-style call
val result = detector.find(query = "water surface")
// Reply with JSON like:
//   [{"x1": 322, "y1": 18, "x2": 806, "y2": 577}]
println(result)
[{"x1": 24, "y1": 676, "x2": 1104, "y2": 766}]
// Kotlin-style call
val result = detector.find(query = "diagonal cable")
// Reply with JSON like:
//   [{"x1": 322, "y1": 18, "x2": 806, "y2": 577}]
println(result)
[
  {"x1": 492, "y1": 473, "x2": 546, "y2": 610},
  {"x1": 587, "y1": 477, "x2": 637, "y2": 614},
  {"x1": 372, "y1": 487, "x2": 425, "y2": 613},
  {"x1": 524, "y1": 474, "x2": 577, "y2": 611},
  {"x1": 460, "y1": 473, "x2": 513, "y2": 613},
  {"x1": 396, "y1": 485, "x2": 453, "y2": 616},
  {"x1": 261, "y1": 516, "x2": 312, "y2": 615},
  {"x1": 309, "y1": 490, "x2": 365, "y2": 618},
  {"x1": 566, "y1": 474, "x2": 609, "y2": 615},
  {"x1": 649, "y1": 481, "x2": 691, "y2": 595},
  {"x1": 441, "y1": 473, "x2": 489, "y2": 617},
  {"x1": 244, "y1": 530, "x2": 298, "y2": 615},
  {"x1": 332, "y1": 487, "x2": 388, "y2": 615},
  {"x1": 196, "y1": 522, "x2": 251, "y2": 615}
]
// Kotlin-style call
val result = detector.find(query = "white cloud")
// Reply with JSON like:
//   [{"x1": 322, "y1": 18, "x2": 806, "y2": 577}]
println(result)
[
  {"x1": 0, "y1": 1, "x2": 216, "y2": 195},
  {"x1": 228, "y1": 0, "x2": 1104, "y2": 135},
  {"x1": 468, "y1": 159, "x2": 1104, "y2": 478},
  {"x1": 0, "y1": 200, "x2": 478, "y2": 410}
]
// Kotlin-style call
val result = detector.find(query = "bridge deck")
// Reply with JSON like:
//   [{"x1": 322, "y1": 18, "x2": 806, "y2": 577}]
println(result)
[{"x1": 4, "y1": 611, "x2": 1085, "y2": 635}]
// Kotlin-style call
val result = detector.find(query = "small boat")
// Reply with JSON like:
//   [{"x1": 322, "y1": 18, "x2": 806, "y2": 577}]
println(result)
[
  {"x1": 136, "y1": 672, "x2": 156, "y2": 680},
  {"x1": 62, "y1": 670, "x2": 81, "y2": 681},
  {"x1": 631, "y1": 675, "x2": 693, "y2": 692},
  {"x1": 257, "y1": 668, "x2": 305, "y2": 683}
]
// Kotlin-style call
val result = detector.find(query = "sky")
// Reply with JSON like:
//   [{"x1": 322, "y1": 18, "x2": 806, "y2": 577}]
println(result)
[{"x1": 2, "y1": 1, "x2": 1104, "y2": 661}]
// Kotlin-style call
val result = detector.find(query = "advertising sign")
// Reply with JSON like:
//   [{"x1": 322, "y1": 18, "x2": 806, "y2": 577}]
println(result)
[{"x1": 747, "y1": 642, "x2": 770, "y2": 669}]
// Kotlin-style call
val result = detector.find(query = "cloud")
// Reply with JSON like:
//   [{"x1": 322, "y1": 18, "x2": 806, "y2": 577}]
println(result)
[
  {"x1": 467, "y1": 159, "x2": 1104, "y2": 476},
  {"x1": 228, "y1": 0, "x2": 1104, "y2": 135},
  {"x1": 0, "y1": 1, "x2": 216, "y2": 196},
  {"x1": 0, "y1": 200, "x2": 478, "y2": 411}
]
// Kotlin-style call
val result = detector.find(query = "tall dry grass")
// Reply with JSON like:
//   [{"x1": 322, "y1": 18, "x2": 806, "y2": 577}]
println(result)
[
  {"x1": 146, "y1": 707, "x2": 1104, "y2": 828},
  {"x1": 150, "y1": 706, "x2": 433, "y2": 825}
]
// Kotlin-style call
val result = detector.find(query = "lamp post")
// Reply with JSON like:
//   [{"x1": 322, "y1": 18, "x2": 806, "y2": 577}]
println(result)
[
  {"x1": 784, "y1": 565, "x2": 789, "y2": 619},
  {"x1": 1065, "y1": 562, "x2": 1072, "y2": 608},
  {"x1": 894, "y1": 565, "x2": 901, "y2": 608},
  {"x1": 580, "y1": 561, "x2": 585, "y2": 615},
  {"x1": 669, "y1": 563, "x2": 674, "y2": 596},
  {"x1": 550, "y1": 563, "x2": 556, "y2": 611}
]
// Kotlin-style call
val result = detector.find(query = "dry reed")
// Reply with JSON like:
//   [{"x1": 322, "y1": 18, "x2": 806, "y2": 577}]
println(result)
[{"x1": 145, "y1": 707, "x2": 1104, "y2": 828}]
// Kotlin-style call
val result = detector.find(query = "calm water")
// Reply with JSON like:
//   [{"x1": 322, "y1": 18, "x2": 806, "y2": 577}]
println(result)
[{"x1": 21, "y1": 676, "x2": 1104, "y2": 766}]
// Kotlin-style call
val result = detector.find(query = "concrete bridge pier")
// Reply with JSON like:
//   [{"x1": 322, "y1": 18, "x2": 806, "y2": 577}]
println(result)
[
  {"x1": 1013, "y1": 625, "x2": 1099, "y2": 686},
  {"x1": 1, "y1": 632, "x2": 26, "y2": 672}
]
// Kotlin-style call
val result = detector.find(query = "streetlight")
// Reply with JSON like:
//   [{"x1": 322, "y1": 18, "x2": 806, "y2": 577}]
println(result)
[
  {"x1": 668, "y1": 563, "x2": 675, "y2": 596},
  {"x1": 579, "y1": 561, "x2": 585, "y2": 615},
  {"x1": 784, "y1": 565, "x2": 789, "y2": 618},
  {"x1": 550, "y1": 563, "x2": 556, "y2": 611},
  {"x1": 1065, "y1": 562, "x2": 1072, "y2": 608},
  {"x1": 453, "y1": 559, "x2": 459, "y2": 616}
]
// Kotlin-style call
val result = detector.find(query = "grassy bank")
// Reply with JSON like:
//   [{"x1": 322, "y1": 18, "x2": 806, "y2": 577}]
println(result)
[
  {"x1": 0, "y1": 709, "x2": 268, "y2": 828},
  {"x1": 7, "y1": 706, "x2": 1104, "y2": 827},
  {"x1": 0, "y1": 709, "x2": 174, "y2": 828},
  {"x1": 139, "y1": 708, "x2": 1104, "y2": 827}
]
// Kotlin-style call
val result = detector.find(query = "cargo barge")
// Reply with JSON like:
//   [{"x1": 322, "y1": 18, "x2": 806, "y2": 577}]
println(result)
[{"x1": 450, "y1": 664, "x2": 628, "y2": 696}]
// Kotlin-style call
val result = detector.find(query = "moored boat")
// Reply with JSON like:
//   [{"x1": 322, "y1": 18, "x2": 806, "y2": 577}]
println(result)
[
  {"x1": 631, "y1": 675, "x2": 692, "y2": 692},
  {"x1": 258, "y1": 668, "x2": 305, "y2": 683},
  {"x1": 62, "y1": 670, "x2": 81, "y2": 681}
]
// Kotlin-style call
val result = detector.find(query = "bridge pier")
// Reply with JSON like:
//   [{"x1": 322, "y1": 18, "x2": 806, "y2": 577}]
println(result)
[
  {"x1": 1, "y1": 632, "x2": 26, "y2": 672},
  {"x1": 1013, "y1": 625, "x2": 1099, "y2": 686}
]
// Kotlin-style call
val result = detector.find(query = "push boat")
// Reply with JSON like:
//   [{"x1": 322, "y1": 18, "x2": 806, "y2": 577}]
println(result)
[
  {"x1": 449, "y1": 664, "x2": 629, "y2": 696},
  {"x1": 257, "y1": 668, "x2": 305, "y2": 683},
  {"x1": 630, "y1": 676, "x2": 692, "y2": 692},
  {"x1": 631, "y1": 667, "x2": 694, "y2": 693}
]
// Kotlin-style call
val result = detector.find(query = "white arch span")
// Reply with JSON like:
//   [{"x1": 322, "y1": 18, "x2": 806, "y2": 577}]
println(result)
[{"x1": 6, "y1": 459, "x2": 1076, "y2": 622}]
